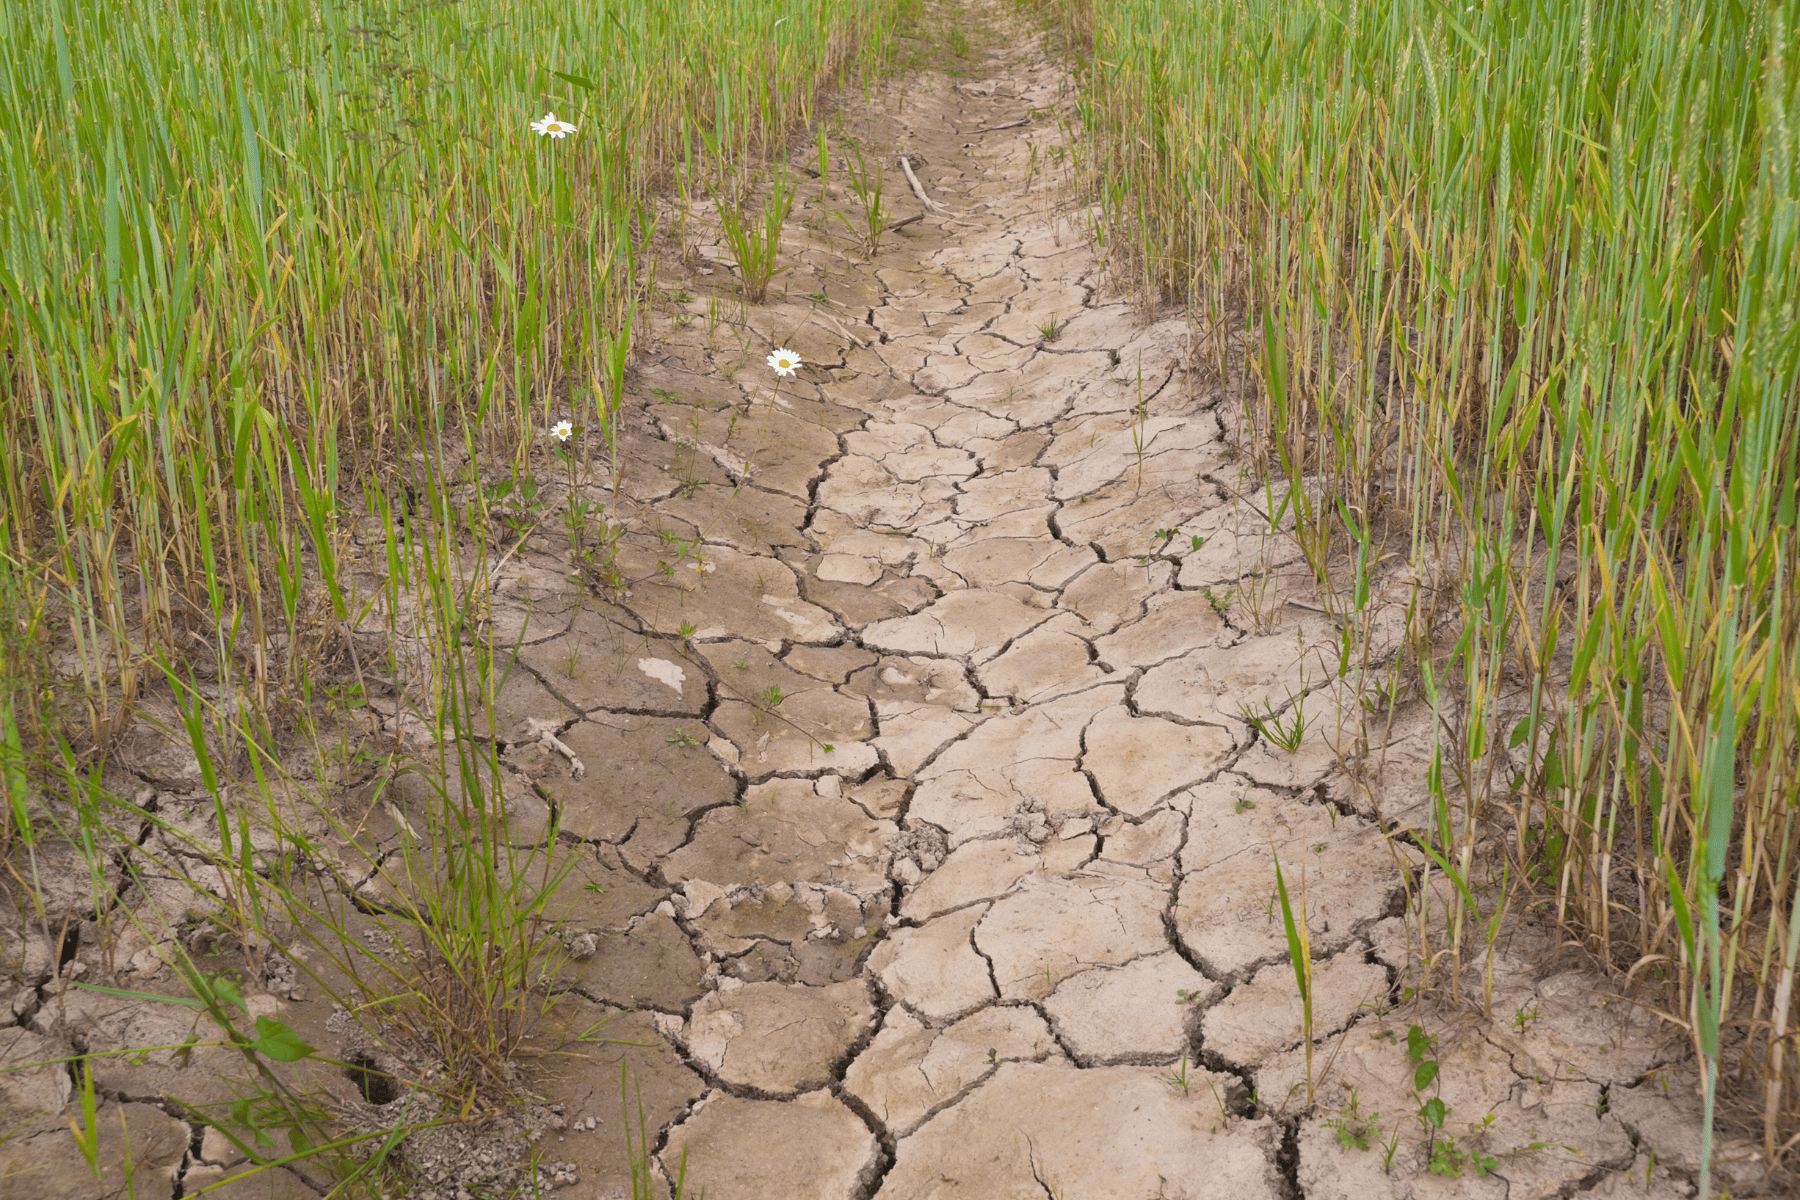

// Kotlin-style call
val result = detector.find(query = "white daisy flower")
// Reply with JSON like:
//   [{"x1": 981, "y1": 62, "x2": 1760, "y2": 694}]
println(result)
[
  {"x1": 766, "y1": 347, "x2": 801, "y2": 376},
  {"x1": 531, "y1": 112, "x2": 577, "y2": 139},
  {"x1": 550, "y1": 420, "x2": 573, "y2": 441}
]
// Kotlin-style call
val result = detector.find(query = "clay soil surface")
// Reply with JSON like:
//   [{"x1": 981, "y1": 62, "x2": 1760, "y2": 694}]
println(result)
[{"x1": 1, "y1": 4, "x2": 1739, "y2": 1199}]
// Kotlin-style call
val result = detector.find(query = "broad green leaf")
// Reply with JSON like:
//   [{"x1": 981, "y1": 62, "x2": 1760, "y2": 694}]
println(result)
[
  {"x1": 211, "y1": 975, "x2": 247, "y2": 1014},
  {"x1": 1509, "y1": 716, "x2": 1532, "y2": 749},
  {"x1": 251, "y1": 1016, "x2": 316, "y2": 1063}
]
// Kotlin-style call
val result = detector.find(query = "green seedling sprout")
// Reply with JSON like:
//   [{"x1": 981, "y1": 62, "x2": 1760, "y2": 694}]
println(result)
[{"x1": 1272, "y1": 839, "x2": 1314, "y2": 1107}]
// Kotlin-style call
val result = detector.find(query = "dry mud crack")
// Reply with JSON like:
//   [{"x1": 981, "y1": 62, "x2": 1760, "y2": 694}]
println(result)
[{"x1": 4, "y1": 5, "x2": 1727, "y2": 1200}]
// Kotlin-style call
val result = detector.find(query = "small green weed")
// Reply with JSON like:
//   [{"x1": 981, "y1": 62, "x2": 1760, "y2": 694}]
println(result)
[
  {"x1": 1167, "y1": 1050, "x2": 1193, "y2": 1095},
  {"x1": 1238, "y1": 687, "x2": 1310, "y2": 752},
  {"x1": 1381, "y1": 1123, "x2": 1403, "y2": 1173},
  {"x1": 1323, "y1": 1089, "x2": 1382, "y2": 1151},
  {"x1": 1427, "y1": 1133, "x2": 1498, "y2": 1179}
]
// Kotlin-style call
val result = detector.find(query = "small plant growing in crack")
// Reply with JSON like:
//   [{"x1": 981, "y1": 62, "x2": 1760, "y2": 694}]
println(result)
[
  {"x1": 1199, "y1": 584, "x2": 1234, "y2": 617},
  {"x1": 1166, "y1": 1049, "x2": 1193, "y2": 1095},
  {"x1": 1036, "y1": 311, "x2": 1060, "y2": 342},
  {"x1": 1205, "y1": 1074, "x2": 1233, "y2": 1130},
  {"x1": 1238, "y1": 686, "x2": 1310, "y2": 752},
  {"x1": 1273, "y1": 840, "x2": 1316, "y2": 1106},
  {"x1": 624, "y1": 1061, "x2": 697, "y2": 1199},
  {"x1": 666, "y1": 727, "x2": 702, "y2": 749},
  {"x1": 1511, "y1": 1000, "x2": 1540, "y2": 1035},
  {"x1": 751, "y1": 683, "x2": 785, "y2": 724}
]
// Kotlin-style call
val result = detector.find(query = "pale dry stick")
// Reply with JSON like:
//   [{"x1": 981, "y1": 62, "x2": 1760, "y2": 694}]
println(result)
[
  {"x1": 525, "y1": 717, "x2": 586, "y2": 778},
  {"x1": 813, "y1": 310, "x2": 869, "y2": 348},
  {"x1": 897, "y1": 153, "x2": 952, "y2": 215}
]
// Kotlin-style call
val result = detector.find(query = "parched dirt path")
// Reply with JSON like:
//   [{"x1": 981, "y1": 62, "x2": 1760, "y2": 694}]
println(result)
[
  {"x1": 8, "y1": 5, "x2": 1725, "y2": 1200},
  {"x1": 486, "y1": 32, "x2": 1350, "y2": 1188},
  {"x1": 460, "y1": 8, "x2": 1715, "y2": 1200}
]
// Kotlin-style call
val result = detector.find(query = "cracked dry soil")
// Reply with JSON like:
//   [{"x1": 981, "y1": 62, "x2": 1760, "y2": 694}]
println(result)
[{"x1": 2, "y1": 5, "x2": 1731, "y2": 1199}]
